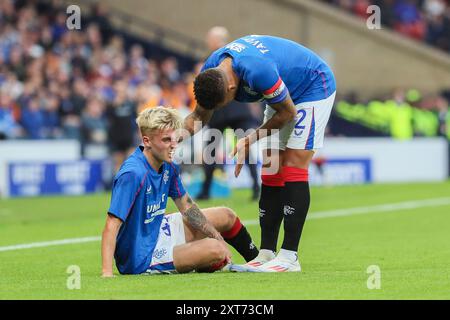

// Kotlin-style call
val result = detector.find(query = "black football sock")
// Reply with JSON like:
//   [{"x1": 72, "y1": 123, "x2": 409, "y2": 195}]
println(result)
[
  {"x1": 259, "y1": 180, "x2": 284, "y2": 252},
  {"x1": 281, "y1": 167, "x2": 310, "y2": 252},
  {"x1": 222, "y1": 217, "x2": 259, "y2": 262}
]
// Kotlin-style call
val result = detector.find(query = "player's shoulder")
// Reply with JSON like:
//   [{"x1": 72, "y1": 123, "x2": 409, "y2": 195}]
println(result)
[
  {"x1": 165, "y1": 161, "x2": 181, "y2": 176},
  {"x1": 114, "y1": 154, "x2": 146, "y2": 183}
]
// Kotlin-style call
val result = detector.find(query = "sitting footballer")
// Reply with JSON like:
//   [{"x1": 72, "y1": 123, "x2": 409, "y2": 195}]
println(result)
[{"x1": 101, "y1": 106, "x2": 259, "y2": 276}]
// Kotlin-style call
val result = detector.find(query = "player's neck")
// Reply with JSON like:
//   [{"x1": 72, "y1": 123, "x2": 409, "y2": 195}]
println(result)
[
  {"x1": 219, "y1": 58, "x2": 239, "y2": 87},
  {"x1": 143, "y1": 148, "x2": 163, "y2": 173}
]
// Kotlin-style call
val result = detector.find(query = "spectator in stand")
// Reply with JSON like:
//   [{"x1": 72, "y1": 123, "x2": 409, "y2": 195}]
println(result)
[
  {"x1": 374, "y1": 0, "x2": 397, "y2": 28},
  {"x1": 106, "y1": 80, "x2": 137, "y2": 173},
  {"x1": 393, "y1": 0, "x2": 426, "y2": 40},
  {"x1": 81, "y1": 96, "x2": 107, "y2": 155},
  {"x1": 0, "y1": 93, "x2": 20, "y2": 139},
  {"x1": 41, "y1": 93, "x2": 62, "y2": 139},
  {"x1": 323, "y1": 0, "x2": 450, "y2": 52},
  {"x1": 59, "y1": 84, "x2": 83, "y2": 139},
  {"x1": 20, "y1": 95, "x2": 44, "y2": 139}
]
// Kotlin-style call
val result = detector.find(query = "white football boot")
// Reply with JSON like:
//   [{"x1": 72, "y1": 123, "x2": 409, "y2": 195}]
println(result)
[
  {"x1": 256, "y1": 249, "x2": 301, "y2": 272},
  {"x1": 229, "y1": 249, "x2": 276, "y2": 272}
]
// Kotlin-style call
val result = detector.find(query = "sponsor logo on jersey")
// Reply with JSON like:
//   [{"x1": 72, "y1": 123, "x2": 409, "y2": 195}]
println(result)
[{"x1": 144, "y1": 202, "x2": 165, "y2": 224}]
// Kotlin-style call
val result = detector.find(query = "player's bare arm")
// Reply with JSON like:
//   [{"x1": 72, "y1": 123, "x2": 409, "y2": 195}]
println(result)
[
  {"x1": 174, "y1": 193, "x2": 232, "y2": 263},
  {"x1": 173, "y1": 193, "x2": 223, "y2": 241},
  {"x1": 231, "y1": 95, "x2": 297, "y2": 177},
  {"x1": 183, "y1": 105, "x2": 214, "y2": 136},
  {"x1": 101, "y1": 214, "x2": 122, "y2": 277},
  {"x1": 251, "y1": 95, "x2": 297, "y2": 144}
]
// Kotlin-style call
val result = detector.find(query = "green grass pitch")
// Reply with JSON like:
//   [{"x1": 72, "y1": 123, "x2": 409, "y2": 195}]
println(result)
[{"x1": 1, "y1": 181, "x2": 450, "y2": 299}]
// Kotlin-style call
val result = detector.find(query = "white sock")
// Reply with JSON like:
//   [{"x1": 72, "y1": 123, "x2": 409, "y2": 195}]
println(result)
[
  {"x1": 278, "y1": 249, "x2": 298, "y2": 262},
  {"x1": 259, "y1": 249, "x2": 276, "y2": 260}
]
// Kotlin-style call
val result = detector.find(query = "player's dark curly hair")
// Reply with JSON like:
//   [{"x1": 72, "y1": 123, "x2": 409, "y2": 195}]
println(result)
[{"x1": 193, "y1": 69, "x2": 226, "y2": 110}]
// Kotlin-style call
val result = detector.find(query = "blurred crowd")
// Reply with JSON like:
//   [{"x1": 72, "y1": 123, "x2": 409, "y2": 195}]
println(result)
[
  {"x1": 323, "y1": 0, "x2": 450, "y2": 52},
  {"x1": 0, "y1": 0, "x2": 197, "y2": 151},
  {"x1": 1, "y1": 0, "x2": 450, "y2": 158},
  {"x1": 333, "y1": 88, "x2": 450, "y2": 139}
]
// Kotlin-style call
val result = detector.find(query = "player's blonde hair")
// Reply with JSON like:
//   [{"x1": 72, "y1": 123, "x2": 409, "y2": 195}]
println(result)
[{"x1": 136, "y1": 106, "x2": 183, "y2": 136}]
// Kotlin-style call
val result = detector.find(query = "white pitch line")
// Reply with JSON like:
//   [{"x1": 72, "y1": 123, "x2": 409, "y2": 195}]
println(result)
[
  {"x1": 1, "y1": 197, "x2": 450, "y2": 253},
  {"x1": 0, "y1": 236, "x2": 101, "y2": 252},
  {"x1": 232, "y1": 197, "x2": 450, "y2": 226}
]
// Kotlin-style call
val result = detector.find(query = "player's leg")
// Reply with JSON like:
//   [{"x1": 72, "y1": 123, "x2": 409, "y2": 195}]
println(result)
[
  {"x1": 259, "y1": 92, "x2": 336, "y2": 272},
  {"x1": 173, "y1": 238, "x2": 229, "y2": 273},
  {"x1": 145, "y1": 212, "x2": 229, "y2": 274},
  {"x1": 230, "y1": 108, "x2": 288, "y2": 272},
  {"x1": 183, "y1": 207, "x2": 259, "y2": 262}
]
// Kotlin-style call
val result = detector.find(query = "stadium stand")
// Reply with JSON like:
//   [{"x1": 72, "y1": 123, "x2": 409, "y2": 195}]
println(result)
[
  {"x1": 321, "y1": 0, "x2": 450, "y2": 53},
  {"x1": 0, "y1": 0, "x2": 449, "y2": 151},
  {"x1": 0, "y1": 0, "x2": 198, "y2": 145}
]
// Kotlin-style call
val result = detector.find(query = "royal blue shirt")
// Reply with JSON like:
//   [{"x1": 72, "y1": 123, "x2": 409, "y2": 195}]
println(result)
[
  {"x1": 202, "y1": 35, "x2": 336, "y2": 104},
  {"x1": 108, "y1": 146, "x2": 186, "y2": 274}
]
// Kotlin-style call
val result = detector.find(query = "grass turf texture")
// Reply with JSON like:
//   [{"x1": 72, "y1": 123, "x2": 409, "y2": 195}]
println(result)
[{"x1": 1, "y1": 181, "x2": 450, "y2": 299}]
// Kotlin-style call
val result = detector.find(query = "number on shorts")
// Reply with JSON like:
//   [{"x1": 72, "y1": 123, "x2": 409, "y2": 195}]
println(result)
[
  {"x1": 161, "y1": 217, "x2": 171, "y2": 236},
  {"x1": 294, "y1": 109, "x2": 307, "y2": 136}
]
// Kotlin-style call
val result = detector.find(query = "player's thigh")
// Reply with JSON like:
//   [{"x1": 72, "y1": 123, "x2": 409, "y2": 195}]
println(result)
[
  {"x1": 173, "y1": 238, "x2": 226, "y2": 273},
  {"x1": 261, "y1": 148, "x2": 284, "y2": 176},
  {"x1": 282, "y1": 148, "x2": 314, "y2": 169},
  {"x1": 286, "y1": 92, "x2": 336, "y2": 152},
  {"x1": 146, "y1": 213, "x2": 186, "y2": 274},
  {"x1": 183, "y1": 206, "x2": 236, "y2": 242}
]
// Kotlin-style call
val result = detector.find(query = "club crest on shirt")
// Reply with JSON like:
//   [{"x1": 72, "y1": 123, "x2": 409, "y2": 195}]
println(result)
[{"x1": 163, "y1": 170, "x2": 169, "y2": 184}]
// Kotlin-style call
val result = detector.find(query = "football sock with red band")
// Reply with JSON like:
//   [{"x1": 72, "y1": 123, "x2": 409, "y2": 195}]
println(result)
[
  {"x1": 259, "y1": 173, "x2": 284, "y2": 252},
  {"x1": 222, "y1": 217, "x2": 259, "y2": 262},
  {"x1": 281, "y1": 167, "x2": 310, "y2": 252}
]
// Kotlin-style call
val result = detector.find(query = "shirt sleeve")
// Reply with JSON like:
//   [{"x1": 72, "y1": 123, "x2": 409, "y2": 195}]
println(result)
[
  {"x1": 108, "y1": 171, "x2": 142, "y2": 222},
  {"x1": 243, "y1": 59, "x2": 289, "y2": 105},
  {"x1": 168, "y1": 163, "x2": 186, "y2": 199}
]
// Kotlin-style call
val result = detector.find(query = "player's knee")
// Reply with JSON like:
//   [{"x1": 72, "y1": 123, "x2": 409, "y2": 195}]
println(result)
[
  {"x1": 221, "y1": 207, "x2": 237, "y2": 228},
  {"x1": 204, "y1": 238, "x2": 226, "y2": 262}
]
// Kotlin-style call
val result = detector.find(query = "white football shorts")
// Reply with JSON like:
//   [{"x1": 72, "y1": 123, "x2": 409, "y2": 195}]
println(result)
[
  {"x1": 145, "y1": 212, "x2": 186, "y2": 274},
  {"x1": 260, "y1": 91, "x2": 336, "y2": 150}
]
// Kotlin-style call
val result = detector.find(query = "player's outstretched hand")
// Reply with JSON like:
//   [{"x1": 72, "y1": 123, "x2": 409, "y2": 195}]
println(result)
[{"x1": 230, "y1": 137, "x2": 250, "y2": 177}]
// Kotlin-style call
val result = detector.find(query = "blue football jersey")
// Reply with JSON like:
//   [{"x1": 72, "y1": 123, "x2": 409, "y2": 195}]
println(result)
[
  {"x1": 108, "y1": 146, "x2": 186, "y2": 275},
  {"x1": 201, "y1": 35, "x2": 336, "y2": 104}
]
